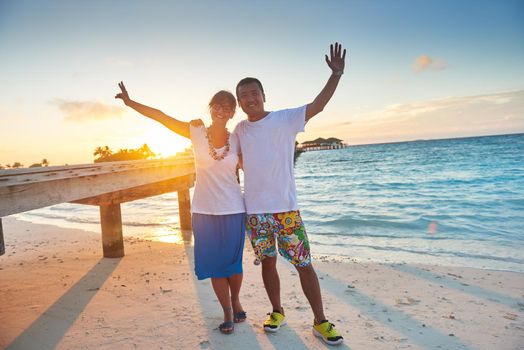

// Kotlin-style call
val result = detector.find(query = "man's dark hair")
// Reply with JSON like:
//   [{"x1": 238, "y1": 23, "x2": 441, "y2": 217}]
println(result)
[{"x1": 236, "y1": 77, "x2": 265, "y2": 99}]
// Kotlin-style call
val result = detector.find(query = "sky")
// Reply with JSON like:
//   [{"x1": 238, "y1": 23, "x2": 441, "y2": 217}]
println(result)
[{"x1": 1, "y1": 0, "x2": 523, "y2": 166}]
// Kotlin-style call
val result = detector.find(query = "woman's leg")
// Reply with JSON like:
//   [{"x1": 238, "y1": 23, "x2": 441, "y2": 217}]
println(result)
[
  {"x1": 228, "y1": 273, "x2": 244, "y2": 316},
  {"x1": 211, "y1": 277, "x2": 233, "y2": 324}
]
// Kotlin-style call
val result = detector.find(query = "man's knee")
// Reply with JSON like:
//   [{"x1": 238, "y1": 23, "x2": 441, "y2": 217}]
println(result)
[
  {"x1": 261, "y1": 255, "x2": 277, "y2": 270},
  {"x1": 295, "y1": 263, "x2": 315, "y2": 274}
]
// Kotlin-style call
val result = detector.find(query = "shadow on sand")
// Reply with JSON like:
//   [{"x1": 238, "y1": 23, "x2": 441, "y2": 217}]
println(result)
[
  {"x1": 184, "y1": 242, "x2": 264, "y2": 349},
  {"x1": 310, "y1": 263, "x2": 472, "y2": 350},
  {"x1": 389, "y1": 263, "x2": 524, "y2": 311},
  {"x1": 7, "y1": 258, "x2": 120, "y2": 350}
]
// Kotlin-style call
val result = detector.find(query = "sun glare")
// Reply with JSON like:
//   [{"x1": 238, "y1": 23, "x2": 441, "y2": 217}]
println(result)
[
  {"x1": 143, "y1": 129, "x2": 191, "y2": 158},
  {"x1": 153, "y1": 227, "x2": 185, "y2": 244}
]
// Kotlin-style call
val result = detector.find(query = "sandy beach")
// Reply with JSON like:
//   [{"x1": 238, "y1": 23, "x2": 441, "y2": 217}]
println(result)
[{"x1": 1, "y1": 216, "x2": 523, "y2": 350}]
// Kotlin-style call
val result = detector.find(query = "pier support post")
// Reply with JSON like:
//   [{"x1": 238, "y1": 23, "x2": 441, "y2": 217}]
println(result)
[
  {"x1": 0, "y1": 218, "x2": 4, "y2": 256},
  {"x1": 100, "y1": 203, "x2": 124, "y2": 258},
  {"x1": 177, "y1": 189, "x2": 192, "y2": 231}
]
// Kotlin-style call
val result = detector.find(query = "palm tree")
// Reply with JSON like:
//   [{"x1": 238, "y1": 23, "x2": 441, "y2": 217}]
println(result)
[
  {"x1": 94, "y1": 146, "x2": 112, "y2": 158},
  {"x1": 41, "y1": 159, "x2": 49, "y2": 167},
  {"x1": 139, "y1": 144, "x2": 155, "y2": 158}
]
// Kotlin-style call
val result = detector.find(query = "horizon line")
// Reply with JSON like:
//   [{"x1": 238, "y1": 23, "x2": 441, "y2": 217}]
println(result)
[{"x1": 345, "y1": 131, "x2": 524, "y2": 148}]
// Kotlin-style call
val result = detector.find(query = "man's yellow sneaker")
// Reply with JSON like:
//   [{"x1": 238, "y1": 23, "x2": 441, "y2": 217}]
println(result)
[
  {"x1": 263, "y1": 310, "x2": 286, "y2": 332},
  {"x1": 312, "y1": 320, "x2": 344, "y2": 345}
]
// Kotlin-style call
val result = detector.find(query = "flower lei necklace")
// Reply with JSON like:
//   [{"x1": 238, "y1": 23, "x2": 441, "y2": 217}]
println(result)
[{"x1": 205, "y1": 127, "x2": 230, "y2": 161}]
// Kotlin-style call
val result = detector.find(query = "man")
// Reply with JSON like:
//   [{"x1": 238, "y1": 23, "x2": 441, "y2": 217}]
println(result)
[{"x1": 233, "y1": 43, "x2": 346, "y2": 345}]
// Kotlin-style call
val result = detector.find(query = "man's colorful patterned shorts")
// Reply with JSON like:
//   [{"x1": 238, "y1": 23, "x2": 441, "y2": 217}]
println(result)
[{"x1": 246, "y1": 210, "x2": 311, "y2": 267}]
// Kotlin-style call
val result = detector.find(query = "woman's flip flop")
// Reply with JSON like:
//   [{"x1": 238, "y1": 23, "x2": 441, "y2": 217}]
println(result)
[
  {"x1": 234, "y1": 311, "x2": 247, "y2": 323},
  {"x1": 219, "y1": 321, "x2": 234, "y2": 334}
]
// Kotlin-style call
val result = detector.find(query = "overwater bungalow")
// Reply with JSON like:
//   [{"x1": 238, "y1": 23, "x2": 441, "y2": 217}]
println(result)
[{"x1": 298, "y1": 137, "x2": 347, "y2": 152}]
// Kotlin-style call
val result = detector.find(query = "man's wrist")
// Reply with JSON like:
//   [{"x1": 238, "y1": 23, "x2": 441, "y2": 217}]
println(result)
[{"x1": 332, "y1": 70, "x2": 344, "y2": 76}]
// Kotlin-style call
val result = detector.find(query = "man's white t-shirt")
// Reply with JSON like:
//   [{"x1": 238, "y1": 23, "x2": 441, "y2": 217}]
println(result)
[
  {"x1": 233, "y1": 105, "x2": 306, "y2": 214},
  {"x1": 189, "y1": 125, "x2": 245, "y2": 215}
]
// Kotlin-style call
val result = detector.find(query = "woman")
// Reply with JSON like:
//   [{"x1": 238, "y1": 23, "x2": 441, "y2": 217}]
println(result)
[{"x1": 115, "y1": 82, "x2": 246, "y2": 334}]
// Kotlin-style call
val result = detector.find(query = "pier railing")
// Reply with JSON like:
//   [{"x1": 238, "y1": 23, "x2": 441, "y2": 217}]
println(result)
[{"x1": 0, "y1": 157, "x2": 195, "y2": 257}]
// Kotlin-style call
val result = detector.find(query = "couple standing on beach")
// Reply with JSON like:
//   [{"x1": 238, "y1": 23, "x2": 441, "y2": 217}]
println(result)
[{"x1": 115, "y1": 42, "x2": 346, "y2": 346}]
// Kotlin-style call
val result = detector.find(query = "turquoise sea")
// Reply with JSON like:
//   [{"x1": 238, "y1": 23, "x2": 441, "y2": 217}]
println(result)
[{"x1": 14, "y1": 133, "x2": 524, "y2": 272}]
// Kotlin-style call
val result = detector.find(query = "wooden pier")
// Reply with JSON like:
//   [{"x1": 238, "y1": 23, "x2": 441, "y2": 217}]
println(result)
[{"x1": 0, "y1": 158, "x2": 195, "y2": 258}]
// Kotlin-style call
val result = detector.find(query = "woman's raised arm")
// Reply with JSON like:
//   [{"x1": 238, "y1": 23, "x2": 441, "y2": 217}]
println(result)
[{"x1": 115, "y1": 81, "x2": 190, "y2": 138}]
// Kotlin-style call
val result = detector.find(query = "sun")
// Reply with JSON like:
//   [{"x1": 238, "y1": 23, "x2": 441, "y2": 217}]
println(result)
[{"x1": 143, "y1": 128, "x2": 191, "y2": 158}]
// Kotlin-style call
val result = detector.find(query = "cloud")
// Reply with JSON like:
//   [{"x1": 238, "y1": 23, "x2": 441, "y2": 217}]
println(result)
[
  {"x1": 53, "y1": 99, "x2": 125, "y2": 122},
  {"x1": 413, "y1": 55, "x2": 446, "y2": 73},
  {"x1": 341, "y1": 90, "x2": 524, "y2": 144}
]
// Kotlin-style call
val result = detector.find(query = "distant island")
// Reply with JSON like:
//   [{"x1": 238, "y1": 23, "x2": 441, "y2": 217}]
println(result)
[
  {"x1": 297, "y1": 137, "x2": 347, "y2": 152},
  {"x1": 0, "y1": 159, "x2": 49, "y2": 169},
  {"x1": 93, "y1": 144, "x2": 155, "y2": 163}
]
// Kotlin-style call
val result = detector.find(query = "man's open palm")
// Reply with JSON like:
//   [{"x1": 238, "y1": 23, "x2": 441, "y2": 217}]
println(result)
[{"x1": 325, "y1": 42, "x2": 346, "y2": 73}]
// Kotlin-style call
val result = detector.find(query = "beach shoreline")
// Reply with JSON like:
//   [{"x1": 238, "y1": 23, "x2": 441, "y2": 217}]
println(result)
[{"x1": 1, "y1": 217, "x2": 523, "y2": 349}]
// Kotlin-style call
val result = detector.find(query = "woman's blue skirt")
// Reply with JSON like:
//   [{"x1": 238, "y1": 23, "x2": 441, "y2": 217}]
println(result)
[{"x1": 191, "y1": 212, "x2": 246, "y2": 280}]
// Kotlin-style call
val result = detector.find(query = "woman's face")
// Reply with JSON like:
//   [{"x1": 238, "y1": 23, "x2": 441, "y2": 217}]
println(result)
[{"x1": 210, "y1": 103, "x2": 235, "y2": 125}]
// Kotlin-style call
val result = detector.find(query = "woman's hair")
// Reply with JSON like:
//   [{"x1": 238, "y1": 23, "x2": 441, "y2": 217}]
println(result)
[{"x1": 208, "y1": 90, "x2": 236, "y2": 112}]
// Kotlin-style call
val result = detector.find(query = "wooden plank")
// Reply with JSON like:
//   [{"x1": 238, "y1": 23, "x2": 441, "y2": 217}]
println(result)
[
  {"x1": 100, "y1": 203, "x2": 124, "y2": 258},
  {"x1": 0, "y1": 161, "x2": 195, "y2": 217},
  {"x1": 71, "y1": 174, "x2": 195, "y2": 206},
  {"x1": 177, "y1": 188, "x2": 192, "y2": 230},
  {"x1": 0, "y1": 157, "x2": 194, "y2": 187}
]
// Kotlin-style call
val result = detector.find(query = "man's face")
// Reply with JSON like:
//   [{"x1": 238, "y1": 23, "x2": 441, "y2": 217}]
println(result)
[{"x1": 237, "y1": 82, "x2": 265, "y2": 116}]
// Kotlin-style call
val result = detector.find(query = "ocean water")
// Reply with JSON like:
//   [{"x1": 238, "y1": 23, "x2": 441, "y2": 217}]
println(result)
[
  {"x1": 295, "y1": 133, "x2": 524, "y2": 272},
  {"x1": 13, "y1": 134, "x2": 524, "y2": 272}
]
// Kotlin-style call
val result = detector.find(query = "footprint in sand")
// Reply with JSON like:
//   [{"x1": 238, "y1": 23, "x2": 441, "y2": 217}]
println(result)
[{"x1": 395, "y1": 297, "x2": 420, "y2": 306}]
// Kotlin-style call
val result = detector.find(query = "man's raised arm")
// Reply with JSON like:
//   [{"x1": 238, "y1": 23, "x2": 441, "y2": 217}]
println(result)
[{"x1": 306, "y1": 42, "x2": 346, "y2": 122}]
